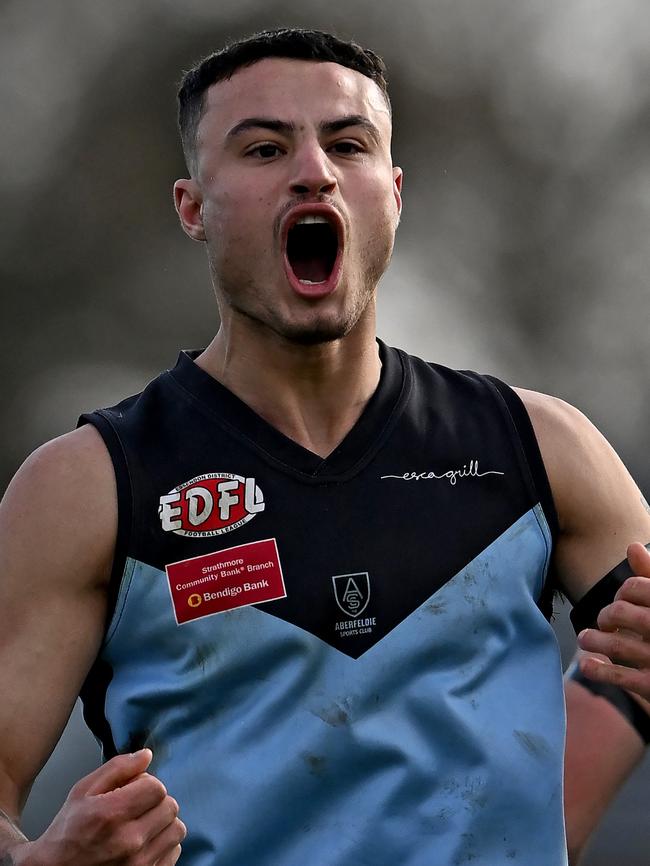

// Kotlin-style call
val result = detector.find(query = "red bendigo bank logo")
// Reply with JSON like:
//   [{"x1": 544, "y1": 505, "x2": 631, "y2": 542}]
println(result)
[{"x1": 159, "y1": 473, "x2": 265, "y2": 537}]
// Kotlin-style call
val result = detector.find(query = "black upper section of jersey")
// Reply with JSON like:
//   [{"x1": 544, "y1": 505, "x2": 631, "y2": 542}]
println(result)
[{"x1": 79, "y1": 342, "x2": 558, "y2": 659}]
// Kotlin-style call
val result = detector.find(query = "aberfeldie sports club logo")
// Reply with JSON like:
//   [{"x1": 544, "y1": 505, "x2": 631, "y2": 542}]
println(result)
[
  {"x1": 332, "y1": 572, "x2": 371, "y2": 618},
  {"x1": 158, "y1": 472, "x2": 265, "y2": 537}
]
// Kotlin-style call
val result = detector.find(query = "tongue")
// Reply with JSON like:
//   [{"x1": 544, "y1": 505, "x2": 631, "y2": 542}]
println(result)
[{"x1": 290, "y1": 254, "x2": 330, "y2": 283}]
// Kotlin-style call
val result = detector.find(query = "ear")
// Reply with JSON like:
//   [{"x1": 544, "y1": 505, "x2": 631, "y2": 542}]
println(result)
[
  {"x1": 173, "y1": 178, "x2": 206, "y2": 242},
  {"x1": 393, "y1": 166, "x2": 403, "y2": 223}
]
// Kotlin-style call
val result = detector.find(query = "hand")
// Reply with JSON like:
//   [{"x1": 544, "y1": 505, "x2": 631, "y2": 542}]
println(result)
[
  {"x1": 12, "y1": 749, "x2": 186, "y2": 866},
  {"x1": 577, "y1": 542, "x2": 650, "y2": 703}
]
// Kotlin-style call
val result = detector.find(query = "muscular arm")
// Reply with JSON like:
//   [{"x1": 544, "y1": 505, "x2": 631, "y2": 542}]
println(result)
[
  {"x1": 516, "y1": 389, "x2": 650, "y2": 601},
  {"x1": 517, "y1": 389, "x2": 650, "y2": 858},
  {"x1": 0, "y1": 426, "x2": 114, "y2": 852},
  {"x1": 0, "y1": 427, "x2": 186, "y2": 866},
  {"x1": 0, "y1": 427, "x2": 186, "y2": 865}
]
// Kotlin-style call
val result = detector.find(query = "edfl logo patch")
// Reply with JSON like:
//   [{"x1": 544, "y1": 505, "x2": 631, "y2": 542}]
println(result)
[{"x1": 159, "y1": 472, "x2": 265, "y2": 537}]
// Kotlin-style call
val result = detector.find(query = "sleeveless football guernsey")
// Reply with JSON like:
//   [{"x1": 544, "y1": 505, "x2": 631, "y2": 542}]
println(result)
[{"x1": 79, "y1": 341, "x2": 566, "y2": 866}]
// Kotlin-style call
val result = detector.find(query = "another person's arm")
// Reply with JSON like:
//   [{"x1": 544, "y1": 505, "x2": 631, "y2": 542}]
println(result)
[
  {"x1": 0, "y1": 427, "x2": 185, "y2": 865},
  {"x1": 564, "y1": 668, "x2": 647, "y2": 864}
]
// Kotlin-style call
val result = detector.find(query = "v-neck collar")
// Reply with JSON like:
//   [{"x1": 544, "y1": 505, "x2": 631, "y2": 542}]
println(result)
[{"x1": 168, "y1": 339, "x2": 411, "y2": 482}]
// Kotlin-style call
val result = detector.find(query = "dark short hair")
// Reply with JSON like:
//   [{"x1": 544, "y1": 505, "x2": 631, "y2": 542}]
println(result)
[{"x1": 177, "y1": 28, "x2": 390, "y2": 174}]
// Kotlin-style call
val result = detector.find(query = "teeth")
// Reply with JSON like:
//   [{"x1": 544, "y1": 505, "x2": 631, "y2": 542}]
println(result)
[
  {"x1": 295, "y1": 215, "x2": 329, "y2": 225},
  {"x1": 300, "y1": 279, "x2": 326, "y2": 285}
]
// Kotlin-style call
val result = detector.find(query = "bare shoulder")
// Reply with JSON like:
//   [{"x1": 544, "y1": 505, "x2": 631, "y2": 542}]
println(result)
[
  {"x1": 514, "y1": 388, "x2": 616, "y2": 523},
  {"x1": 514, "y1": 387, "x2": 595, "y2": 449},
  {"x1": 513, "y1": 387, "x2": 639, "y2": 523},
  {"x1": 13, "y1": 423, "x2": 113, "y2": 486},
  {"x1": 513, "y1": 387, "x2": 650, "y2": 600},
  {"x1": 1, "y1": 424, "x2": 117, "y2": 594}
]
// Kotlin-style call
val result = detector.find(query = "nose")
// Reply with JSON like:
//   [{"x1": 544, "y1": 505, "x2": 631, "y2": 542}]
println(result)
[{"x1": 289, "y1": 142, "x2": 337, "y2": 197}]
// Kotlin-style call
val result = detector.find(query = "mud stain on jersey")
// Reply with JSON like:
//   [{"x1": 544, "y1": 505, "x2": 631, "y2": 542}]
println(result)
[
  {"x1": 191, "y1": 642, "x2": 215, "y2": 674},
  {"x1": 422, "y1": 806, "x2": 453, "y2": 833},
  {"x1": 460, "y1": 778, "x2": 488, "y2": 811},
  {"x1": 311, "y1": 698, "x2": 352, "y2": 727},
  {"x1": 463, "y1": 568, "x2": 479, "y2": 587},
  {"x1": 452, "y1": 831, "x2": 478, "y2": 864},
  {"x1": 463, "y1": 591, "x2": 487, "y2": 611},
  {"x1": 513, "y1": 729, "x2": 551, "y2": 760},
  {"x1": 302, "y1": 752, "x2": 327, "y2": 777},
  {"x1": 441, "y1": 777, "x2": 460, "y2": 795},
  {"x1": 426, "y1": 599, "x2": 447, "y2": 615}
]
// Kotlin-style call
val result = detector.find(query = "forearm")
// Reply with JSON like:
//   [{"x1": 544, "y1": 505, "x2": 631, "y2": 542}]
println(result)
[{"x1": 564, "y1": 677, "x2": 645, "y2": 861}]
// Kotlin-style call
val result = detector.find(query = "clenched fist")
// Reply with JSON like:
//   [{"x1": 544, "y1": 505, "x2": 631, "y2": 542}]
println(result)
[{"x1": 10, "y1": 749, "x2": 185, "y2": 865}]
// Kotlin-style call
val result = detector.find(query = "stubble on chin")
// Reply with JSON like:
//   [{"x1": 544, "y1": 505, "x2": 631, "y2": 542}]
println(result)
[
  {"x1": 269, "y1": 317, "x2": 353, "y2": 347},
  {"x1": 230, "y1": 292, "x2": 367, "y2": 347}
]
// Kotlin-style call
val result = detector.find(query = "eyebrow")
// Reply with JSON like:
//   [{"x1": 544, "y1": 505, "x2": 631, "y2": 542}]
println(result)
[
  {"x1": 321, "y1": 115, "x2": 381, "y2": 143},
  {"x1": 225, "y1": 114, "x2": 381, "y2": 143}
]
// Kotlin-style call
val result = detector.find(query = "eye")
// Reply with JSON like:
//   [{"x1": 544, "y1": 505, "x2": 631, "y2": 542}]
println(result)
[
  {"x1": 246, "y1": 143, "x2": 284, "y2": 159},
  {"x1": 330, "y1": 141, "x2": 364, "y2": 156}
]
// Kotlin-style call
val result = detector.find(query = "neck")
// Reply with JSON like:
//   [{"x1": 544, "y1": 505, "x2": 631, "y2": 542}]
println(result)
[{"x1": 195, "y1": 314, "x2": 382, "y2": 458}]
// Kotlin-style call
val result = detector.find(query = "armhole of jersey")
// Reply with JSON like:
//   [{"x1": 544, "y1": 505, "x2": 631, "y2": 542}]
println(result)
[
  {"x1": 78, "y1": 410, "x2": 132, "y2": 632},
  {"x1": 483, "y1": 376, "x2": 559, "y2": 543},
  {"x1": 483, "y1": 375, "x2": 560, "y2": 615}
]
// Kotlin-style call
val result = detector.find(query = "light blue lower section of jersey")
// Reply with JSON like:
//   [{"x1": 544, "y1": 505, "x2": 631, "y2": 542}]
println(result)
[{"x1": 99, "y1": 506, "x2": 567, "y2": 865}]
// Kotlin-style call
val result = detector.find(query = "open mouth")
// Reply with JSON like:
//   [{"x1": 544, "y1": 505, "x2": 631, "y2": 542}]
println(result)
[{"x1": 285, "y1": 215, "x2": 340, "y2": 286}]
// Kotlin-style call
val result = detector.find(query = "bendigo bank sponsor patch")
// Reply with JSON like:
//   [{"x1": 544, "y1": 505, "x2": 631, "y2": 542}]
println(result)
[{"x1": 166, "y1": 538, "x2": 285, "y2": 624}]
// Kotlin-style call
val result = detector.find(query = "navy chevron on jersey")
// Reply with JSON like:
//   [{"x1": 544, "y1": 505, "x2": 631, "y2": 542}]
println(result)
[{"x1": 79, "y1": 341, "x2": 567, "y2": 866}]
